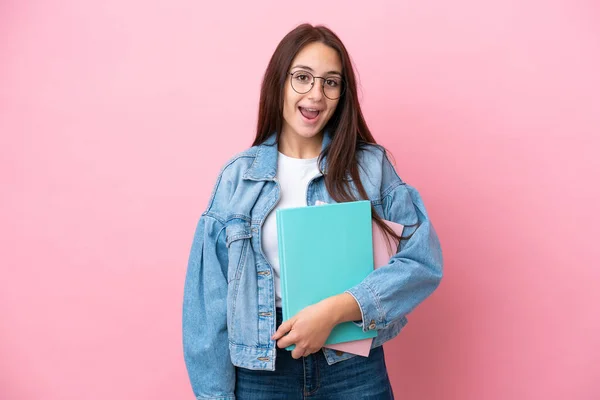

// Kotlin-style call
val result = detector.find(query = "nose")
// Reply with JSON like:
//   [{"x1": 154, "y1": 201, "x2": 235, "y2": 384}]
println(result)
[{"x1": 307, "y1": 78, "x2": 324, "y2": 101}]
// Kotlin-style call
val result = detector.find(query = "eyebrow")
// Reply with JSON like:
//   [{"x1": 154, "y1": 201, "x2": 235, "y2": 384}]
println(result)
[{"x1": 291, "y1": 64, "x2": 342, "y2": 76}]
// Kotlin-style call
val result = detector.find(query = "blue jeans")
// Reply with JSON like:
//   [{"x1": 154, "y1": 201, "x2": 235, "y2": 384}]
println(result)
[{"x1": 235, "y1": 309, "x2": 394, "y2": 399}]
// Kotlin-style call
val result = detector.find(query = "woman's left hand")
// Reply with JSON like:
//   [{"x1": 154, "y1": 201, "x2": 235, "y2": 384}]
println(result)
[{"x1": 271, "y1": 300, "x2": 337, "y2": 359}]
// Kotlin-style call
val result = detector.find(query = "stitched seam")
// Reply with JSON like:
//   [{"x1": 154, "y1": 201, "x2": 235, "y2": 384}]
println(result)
[
  {"x1": 226, "y1": 233, "x2": 252, "y2": 247},
  {"x1": 195, "y1": 395, "x2": 235, "y2": 400},
  {"x1": 381, "y1": 179, "x2": 405, "y2": 199},
  {"x1": 343, "y1": 290, "x2": 366, "y2": 330},
  {"x1": 306, "y1": 355, "x2": 320, "y2": 395},
  {"x1": 364, "y1": 281, "x2": 387, "y2": 326},
  {"x1": 206, "y1": 153, "x2": 255, "y2": 213},
  {"x1": 226, "y1": 214, "x2": 251, "y2": 223},
  {"x1": 227, "y1": 340, "x2": 273, "y2": 349},
  {"x1": 202, "y1": 211, "x2": 226, "y2": 226},
  {"x1": 228, "y1": 238, "x2": 249, "y2": 334},
  {"x1": 244, "y1": 146, "x2": 262, "y2": 178},
  {"x1": 250, "y1": 179, "x2": 280, "y2": 225},
  {"x1": 303, "y1": 357, "x2": 307, "y2": 398}
]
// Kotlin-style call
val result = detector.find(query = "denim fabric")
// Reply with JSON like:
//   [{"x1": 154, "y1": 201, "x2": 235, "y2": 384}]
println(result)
[
  {"x1": 182, "y1": 131, "x2": 443, "y2": 399},
  {"x1": 235, "y1": 309, "x2": 394, "y2": 400}
]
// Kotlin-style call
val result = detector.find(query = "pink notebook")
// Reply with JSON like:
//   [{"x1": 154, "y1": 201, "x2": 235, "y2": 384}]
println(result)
[{"x1": 315, "y1": 201, "x2": 404, "y2": 357}]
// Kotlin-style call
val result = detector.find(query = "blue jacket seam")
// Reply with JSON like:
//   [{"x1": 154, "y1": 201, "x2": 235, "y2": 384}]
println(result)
[
  {"x1": 206, "y1": 152, "x2": 257, "y2": 215},
  {"x1": 381, "y1": 179, "x2": 405, "y2": 199},
  {"x1": 364, "y1": 281, "x2": 387, "y2": 326},
  {"x1": 201, "y1": 211, "x2": 226, "y2": 226}
]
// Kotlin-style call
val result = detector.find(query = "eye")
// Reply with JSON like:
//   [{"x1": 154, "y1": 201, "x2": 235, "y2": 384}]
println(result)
[
  {"x1": 325, "y1": 78, "x2": 340, "y2": 87},
  {"x1": 294, "y1": 73, "x2": 311, "y2": 82}
]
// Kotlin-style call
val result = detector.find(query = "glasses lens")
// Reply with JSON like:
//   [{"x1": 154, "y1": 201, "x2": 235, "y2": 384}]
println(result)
[
  {"x1": 323, "y1": 77, "x2": 343, "y2": 100},
  {"x1": 290, "y1": 71, "x2": 345, "y2": 99},
  {"x1": 291, "y1": 71, "x2": 313, "y2": 94}
]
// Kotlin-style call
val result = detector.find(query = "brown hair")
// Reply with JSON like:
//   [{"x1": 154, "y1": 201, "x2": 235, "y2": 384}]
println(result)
[{"x1": 253, "y1": 23, "x2": 402, "y2": 248}]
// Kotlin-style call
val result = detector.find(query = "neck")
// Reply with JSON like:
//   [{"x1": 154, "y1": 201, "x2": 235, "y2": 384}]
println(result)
[{"x1": 278, "y1": 130, "x2": 323, "y2": 159}]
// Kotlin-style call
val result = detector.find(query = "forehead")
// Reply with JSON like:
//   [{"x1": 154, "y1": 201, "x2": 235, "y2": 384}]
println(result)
[{"x1": 291, "y1": 42, "x2": 342, "y2": 74}]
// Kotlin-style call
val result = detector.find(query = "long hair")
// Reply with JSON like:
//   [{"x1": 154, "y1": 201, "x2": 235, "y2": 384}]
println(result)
[{"x1": 253, "y1": 23, "x2": 403, "y2": 246}]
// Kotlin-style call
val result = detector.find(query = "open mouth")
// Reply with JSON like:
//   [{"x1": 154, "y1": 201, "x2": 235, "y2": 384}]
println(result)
[{"x1": 299, "y1": 107, "x2": 321, "y2": 120}]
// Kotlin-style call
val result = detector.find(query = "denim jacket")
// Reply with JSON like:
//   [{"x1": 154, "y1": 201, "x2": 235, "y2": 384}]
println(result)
[{"x1": 182, "y1": 132, "x2": 443, "y2": 400}]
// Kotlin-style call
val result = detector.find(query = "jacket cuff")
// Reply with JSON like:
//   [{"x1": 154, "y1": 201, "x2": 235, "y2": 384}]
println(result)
[
  {"x1": 345, "y1": 282, "x2": 386, "y2": 332},
  {"x1": 196, "y1": 395, "x2": 235, "y2": 400}
]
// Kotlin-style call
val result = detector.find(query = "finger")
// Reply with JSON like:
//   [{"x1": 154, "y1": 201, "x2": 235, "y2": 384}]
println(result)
[
  {"x1": 272, "y1": 320, "x2": 292, "y2": 340},
  {"x1": 291, "y1": 346, "x2": 306, "y2": 359},
  {"x1": 276, "y1": 331, "x2": 296, "y2": 349}
]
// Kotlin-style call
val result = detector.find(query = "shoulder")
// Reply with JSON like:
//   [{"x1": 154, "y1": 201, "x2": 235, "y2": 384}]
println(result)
[
  {"x1": 218, "y1": 146, "x2": 259, "y2": 182},
  {"x1": 202, "y1": 146, "x2": 260, "y2": 220},
  {"x1": 356, "y1": 144, "x2": 426, "y2": 226},
  {"x1": 356, "y1": 143, "x2": 386, "y2": 167},
  {"x1": 356, "y1": 143, "x2": 404, "y2": 195}
]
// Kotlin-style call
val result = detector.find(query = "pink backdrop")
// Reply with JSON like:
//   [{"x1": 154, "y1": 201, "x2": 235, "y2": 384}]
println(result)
[{"x1": 1, "y1": 1, "x2": 598, "y2": 399}]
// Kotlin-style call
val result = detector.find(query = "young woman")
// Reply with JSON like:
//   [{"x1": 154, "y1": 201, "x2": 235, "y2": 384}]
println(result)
[{"x1": 183, "y1": 24, "x2": 443, "y2": 399}]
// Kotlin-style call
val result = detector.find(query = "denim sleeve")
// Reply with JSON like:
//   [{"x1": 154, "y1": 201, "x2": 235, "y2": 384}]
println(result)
[
  {"x1": 345, "y1": 179, "x2": 443, "y2": 332},
  {"x1": 182, "y1": 213, "x2": 236, "y2": 400}
]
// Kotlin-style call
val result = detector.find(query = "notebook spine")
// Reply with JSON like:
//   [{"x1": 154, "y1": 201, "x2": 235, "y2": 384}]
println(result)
[{"x1": 276, "y1": 210, "x2": 289, "y2": 321}]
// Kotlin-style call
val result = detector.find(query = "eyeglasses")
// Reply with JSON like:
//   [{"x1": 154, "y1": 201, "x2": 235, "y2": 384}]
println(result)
[{"x1": 288, "y1": 70, "x2": 345, "y2": 100}]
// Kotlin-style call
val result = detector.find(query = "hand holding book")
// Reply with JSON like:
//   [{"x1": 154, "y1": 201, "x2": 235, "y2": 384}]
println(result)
[
  {"x1": 276, "y1": 200, "x2": 404, "y2": 357},
  {"x1": 271, "y1": 299, "x2": 339, "y2": 359}
]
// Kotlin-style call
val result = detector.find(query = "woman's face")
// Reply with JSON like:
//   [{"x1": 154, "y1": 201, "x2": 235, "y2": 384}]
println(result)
[{"x1": 281, "y1": 42, "x2": 343, "y2": 141}]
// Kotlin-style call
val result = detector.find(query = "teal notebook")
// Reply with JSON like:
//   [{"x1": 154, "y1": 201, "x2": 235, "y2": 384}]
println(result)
[{"x1": 276, "y1": 200, "x2": 378, "y2": 350}]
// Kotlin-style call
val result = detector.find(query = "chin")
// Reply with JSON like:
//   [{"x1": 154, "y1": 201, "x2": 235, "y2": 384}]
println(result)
[{"x1": 296, "y1": 129, "x2": 323, "y2": 139}]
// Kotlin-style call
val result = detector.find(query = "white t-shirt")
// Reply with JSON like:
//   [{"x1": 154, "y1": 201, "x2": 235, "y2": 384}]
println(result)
[{"x1": 261, "y1": 151, "x2": 321, "y2": 307}]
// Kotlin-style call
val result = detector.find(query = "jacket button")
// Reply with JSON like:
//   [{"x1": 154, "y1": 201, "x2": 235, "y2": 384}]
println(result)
[
  {"x1": 368, "y1": 320, "x2": 376, "y2": 330},
  {"x1": 335, "y1": 351, "x2": 344, "y2": 356}
]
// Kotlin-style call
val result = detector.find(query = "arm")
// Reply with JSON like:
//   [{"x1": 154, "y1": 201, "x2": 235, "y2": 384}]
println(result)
[
  {"x1": 344, "y1": 179, "x2": 444, "y2": 332},
  {"x1": 272, "y1": 184, "x2": 442, "y2": 353},
  {"x1": 273, "y1": 151, "x2": 442, "y2": 352},
  {"x1": 182, "y1": 213, "x2": 236, "y2": 400}
]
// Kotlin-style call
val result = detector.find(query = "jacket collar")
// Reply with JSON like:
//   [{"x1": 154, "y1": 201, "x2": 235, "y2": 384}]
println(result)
[{"x1": 243, "y1": 130, "x2": 332, "y2": 181}]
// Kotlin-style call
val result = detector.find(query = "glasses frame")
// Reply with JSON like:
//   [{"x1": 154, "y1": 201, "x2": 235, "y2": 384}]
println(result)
[{"x1": 288, "y1": 71, "x2": 345, "y2": 100}]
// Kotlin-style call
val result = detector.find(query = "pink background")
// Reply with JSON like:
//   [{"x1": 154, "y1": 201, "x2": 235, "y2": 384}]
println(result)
[{"x1": 1, "y1": 1, "x2": 599, "y2": 399}]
